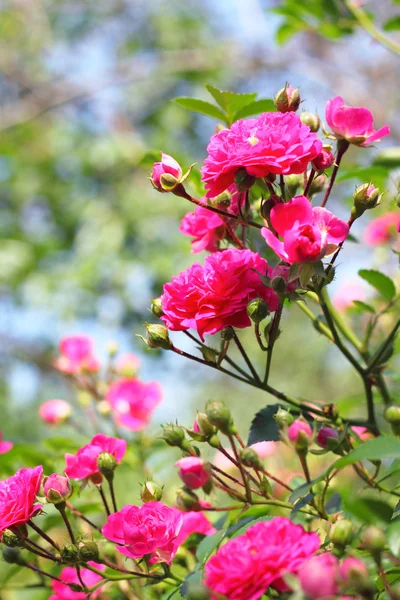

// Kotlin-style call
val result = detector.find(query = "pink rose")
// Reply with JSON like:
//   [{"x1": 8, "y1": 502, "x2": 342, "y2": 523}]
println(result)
[
  {"x1": 261, "y1": 195, "x2": 349, "y2": 264},
  {"x1": 180, "y1": 206, "x2": 226, "y2": 253},
  {"x1": 332, "y1": 282, "x2": 367, "y2": 312},
  {"x1": 0, "y1": 432, "x2": 13, "y2": 455},
  {"x1": 106, "y1": 377, "x2": 162, "y2": 431},
  {"x1": 54, "y1": 335, "x2": 100, "y2": 374},
  {"x1": 102, "y1": 502, "x2": 183, "y2": 564},
  {"x1": 44, "y1": 474, "x2": 71, "y2": 504},
  {"x1": 204, "y1": 516, "x2": 320, "y2": 600},
  {"x1": 175, "y1": 509, "x2": 216, "y2": 545},
  {"x1": 364, "y1": 212, "x2": 399, "y2": 246},
  {"x1": 325, "y1": 96, "x2": 390, "y2": 146},
  {"x1": 0, "y1": 466, "x2": 43, "y2": 537},
  {"x1": 114, "y1": 352, "x2": 141, "y2": 377},
  {"x1": 161, "y1": 248, "x2": 279, "y2": 341},
  {"x1": 288, "y1": 420, "x2": 313, "y2": 443},
  {"x1": 39, "y1": 399, "x2": 72, "y2": 425},
  {"x1": 65, "y1": 434, "x2": 126, "y2": 481},
  {"x1": 175, "y1": 457, "x2": 210, "y2": 489},
  {"x1": 298, "y1": 553, "x2": 340, "y2": 599},
  {"x1": 201, "y1": 112, "x2": 322, "y2": 198},
  {"x1": 312, "y1": 148, "x2": 335, "y2": 171},
  {"x1": 49, "y1": 562, "x2": 105, "y2": 599},
  {"x1": 340, "y1": 556, "x2": 368, "y2": 584},
  {"x1": 151, "y1": 153, "x2": 182, "y2": 191}
]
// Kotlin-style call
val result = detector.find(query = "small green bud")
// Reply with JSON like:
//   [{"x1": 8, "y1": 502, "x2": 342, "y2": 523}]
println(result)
[
  {"x1": 352, "y1": 183, "x2": 382, "y2": 218},
  {"x1": 221, "y1": 327, "x2": 235, "y2": 341},
  {"x1": 309, "y1": 173, "x2": 326, "y2": 195},
  {"x1": 176, "y1": 487, "x2": 201, "y2": 512},
  {"x1": 275, "y1": 408, "x2": 295, "y2": 428},
  {"x1": 2, "y1": 529, "x2": 23, "y2": 548},
  {"x1": 234, "y1": 168, "x2": 256, "y2": 192},
  {"x1": 247, "y1": 298, "x2": 269, "y2": 324},
  {"x1": 195, "y1": 413, "x2": 216, "y2": 437},
  {"x1": 145, "y1": 324, "x2": 172, "y2": 350},
  {"x1": 97, "y1": 452, "x2": 117, "y2": 478},
  {"x1": 200, "y1": 346, "x2": 218, "y2": 364},
  {"x1": 2, "y1": 547, "x2": 25, "y2": 565},
  {"x1": 209, "y1": 190, "x2": 232, "y2": 208},
  {"x1": 330, "y1": 519, "x2": 353, "y2": 547},
  {"x1": 208, "y1": 433, "x2": 221, "y2": 449},
  {"x1": 384, "y1": 404, "x2": 400, "y2": 424},
  {"x1": 78, "y1": 541, "x2": 99, "y2": 563},
  {"x1": 141, "y1": 481, "x2": 163, "y2": 503},
  {"x1": 362, "y1": 526, "x2": 386, "y2": 555},
  {"x1": 284, "y1": 174, "x2": 302, "y2": 197},
  {"x1": 271, "y1": 276, "x2": 287, "y2": 295},
  {"x1": 205, "y1": 400, "x2": 235, "y2": 435},
  {"x1": 161, "y1": 424, "x2": 187, "y2": 448},
  {"x1": 239, "y1": 447, "x2": 263, "y2": 470},
  {"x1": 151, "y1": 298, "x2": 163, "y2": 318},
  {"x1": 274, "y1": 85, "x2": 301, "y2": 113},
  {"x1": 300, "y1": 111, "x2": 320, "y2": 132},
  {"x1": 61, "y1": 543, "x2": 79, "y2": 564}
]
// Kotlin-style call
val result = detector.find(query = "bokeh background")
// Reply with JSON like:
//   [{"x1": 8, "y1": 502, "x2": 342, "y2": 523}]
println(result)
[{"x1": 1, "y1": 0, "x2": 399, "y2": 459}]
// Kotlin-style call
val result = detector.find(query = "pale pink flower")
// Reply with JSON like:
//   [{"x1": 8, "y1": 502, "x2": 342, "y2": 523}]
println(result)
[
  {"x1": 39, "y1": 399, "x2": 72, "y2": 425},
  {"x1": 352, "y1": 426, "x2": 373, "y2": 441},
  {"x1": 180, "y1": 206, "x2": 226, "y2": 253},
  {"x1": 325, "y1": 96, "x2": 390, "y2": 146},
  {"x1": 114, "y1": 352, "x2": 141, "y2": 377},
  {"x1": 54, "y1": 335, "x2": 100, "y2": 374},
  {"x1": 106, "y1": 377, "x2": 162, "y2": 431},
  {"x1": 204, "y1": 517, "x2": 320, "y2": 600},
  {"x1": 102, "y1": 502, "x2": 183, "y2": 564},
  {"x1": 364, "y1": 212, "x2": 399, "y2": 246},
  {"x1": 0, "y1": 466, "x2": 43, "y2": 537},
  {"x1": 298, "y1": 553, "x2": 340, "y2": 598},
  {"x1": 0, "y1": 432, "x2": 13, "y2": 455},
  {"x1": 332, "y1": 282, "x2": 367, "y2": 311},
  {"x1": 65, "y1": 434, "x2": 126, "y2": 481},
  {"x1": 261, "y1": 195, "x2": 349, "y2": 264},
  {"x1": 201, "y1": 112, "x2": 322, "y2": 198},
  {"x1": 151, "y1": 153, "x2": 182, "y2": 191},
  {"x1": 49, "y1": 562, "x2": 105, "y2": 599},
  {"x1": 175, "y1": 457, "x2": 210, "y2": 489}
]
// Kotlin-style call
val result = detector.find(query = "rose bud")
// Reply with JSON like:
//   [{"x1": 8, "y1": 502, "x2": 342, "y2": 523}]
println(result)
[
  {"x1": 162, "y1": 424, "x2": 191, "y2": 450},
  {"x1": 2, "y1": 529, "x2": 23, "y2": 548},
  {"x1": 141, "y1": 481, "x2": 163, "y2": 503},
  {"x1": 312, "y1": 147, "x2": 335, "y2": 172},
  {"x1": 175, "y1": 457, "x2": 210, "y2": 490},
  {"x1": 78, "y1": 540, "x2": 100, "y2": 563},
  {"x1": 247, "y1": 298, "x2": 269, "y2": 324},
  {"x1": 330, "y1": 519, "x2": 353, "y2": 548},
  {"x1": 176, "y1": 487, "x2": 202, "y2": 512},
  {"x1": 274, "y1": 85, "x2": 301, "y2": 113},
  {"x1": 352, "y1": 183, "x2": 382, "y2": 218},
  {"x1": 361, "y1": 526, "x2": 386, "y2": 555},
  {"x1": 298, "y1": 553, "x2": 340, "y2": 599},
  {"x1": 300, "y1": 111, "x2": 320, "y2": 132},
  {"x1": 288, "y1": 419, "x2": 313, "y2": 455},
  {"x1": 205, "y1": 400, "x2": 235, "y2": 435},
  {"x1": 151, "y1": 153, "x2": 182, "y2": 192},
  {"x1": 194, "y1": 413, "x2": 216, "y2": 438},
  {"x1": 316, "y1": 426, "x2": 339, "y2": 451},
  {"x1": 145, "y1": 323, "x2": 172, "y2": 350},
  {"x1": 39, "y1": 399, "x2": 71, "y2": 425},
  {"x1": 97, "y1": 452, "x2": 117, "y2": 479},
  {"x1": 275, "y1": 407, "x2": 294, "y2": 428},
  {"x1": 340, "y1": 557, "x2": 368, "y2": 587},
  {"x1": 44, "y1": 474, "x2": 71, "y2": 505},
  {"x1": 61, "y1": 543, "x2": 79, "y2": 564},
  {"x1": 151, "y1": 297, "x2": 164, "y2": 318},
  {"x1": 234, "y1": 167, "x2": 256, "y2": 192},
  {"x1": 2, "y1": 547, "x2": 25, "y2": 565},
  {"x1": 239, "y1": 447, "x2": 263, "y2": 470}
]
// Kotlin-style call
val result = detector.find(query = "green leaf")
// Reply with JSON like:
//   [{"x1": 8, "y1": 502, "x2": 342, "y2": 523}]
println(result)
[
  {"x1": 336, "y1": 166, "x2": 388, "y2": 188},
  {"x1": 374, "y1": 147, "x2": 400, "y2": 168},
  {"x1": 196, "y1": 529, "x2": 227, "y2": 565},
  {"x1": 343, "y1": 495, "x2": 393, "y2": 525},
  {"x1": 247, "y1": 404, "x2": 282, "y2": 444},
  {"x1": 233, "y1": 99, "x2": 276, "y2": 121},
  {"x1": 351, "y1": 300, "x2": 376, "y2": 314},
  {"x1": 231, "y1": 515, "x2": 273, "y2": 538},
  {"x1": 384, "y1": 16, "x2": 400, "y2": 31},
  {"x1": 289, "y1": 477, "x2": 321, "y2": 503},
  {"x1": 291, "y1": 493, "x2": 314, "y2": 519},
  {"x1": 376, "y1": 568, "x2": 400, "y2": 593},
  {"x1": 173, "y1": 97, "x2": 227, "y2": 122},
  {"x1": 205, "y1": 84, "x2": 257, "y2": 115},
  {"x1": 300, "y1": 263, "x2": 314, "y2": 287},
  {"x1": 358, "y1": 269, "x2": 396, "y2": 301},
  {"x1": 276, "y1": 22, "x2": 302, "y2": 45},
  {"x1": 388, "y1": 521, "x2": 400, "y2": 558},
  {"x1": 334, "y1": 435, "x2": 400, "y2": 469}
]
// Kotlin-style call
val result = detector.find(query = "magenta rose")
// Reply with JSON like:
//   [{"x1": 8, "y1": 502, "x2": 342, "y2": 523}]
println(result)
[
  {"x1": 201, "y1": 111, "x2": 322, "y2": 198},
  {"x1": 102, "y1": 501, "x2": 183, "y2": 564},
  {"x1": 49, "y1": 562, "x2": 105, "y2": 600},
  {"x1": 0, "y1": 432, "x2": 13, "y2": 455},
  {"x1": 261, "y1": 195, "x2": 349, "y2": 264},
  {"x1": 325, "y1": 96, "x2": 390, "y2": 146},
  {"x1": 106, "y1": 377, "x2": 162, "y2": 431},
  {"x1": 288, "y1": 420, "x2": 313, "y2": 443},
  {"x1": 298, "y1": 553, "x2": 340, "y2": 599},
  {"x1": 0, "y1": 466, "x2": 43, "y2": 537},
  {"x1": 175, "y1": 457, "x2": 210, "y2": 489},
  {"x1": 161, "y1": 248, "x2": 279, "y2": 340},
  {"x1": 180, "y1": 206, "x2": 226, "y2": 253},
  {"x1": 204, "y1": 516, "x2": 320, "y2": 600},
  {"x1": 65, "y1": 434, "x2": 127, "y2": 481},
  {"x1": 311, "y1": 147, "x2": 335, "y2": 171},
  {"x1": 54, "y1": 335, "x2": 100, "y2": 374}
]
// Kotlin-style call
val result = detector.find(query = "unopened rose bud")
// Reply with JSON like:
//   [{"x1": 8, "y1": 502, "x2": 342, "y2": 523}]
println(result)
[
  {"x1": 234, "y1": 168, "x2": 256, "y2": 192},
  {"x1": 312, "y1": 147, "x2": 335, "y2": 172},
  {"x1": 300, "y1": 111, "x2": 320, "y2": 132},
  {"x1": 221, "y1": 327, "x2": 235, "y2": 341},
  {"x1": 274, "y1": 85, "x2": 301, "y2": 113},
  {"x1": 175, "y1": 457, "x2": 211, "y2": 489},
  {"x1": 44, "y1": 473, "x2": 71, "y2": 505},
  {"x1": 176, "y1": 487, "x2": 201, "y2": 512},
  {"x1": 239, "y1": 447, "x2": 263, "y2": 470},
  {"x1": 284, "y1": 174, "x2": 302, "y2": 197},
  {"x1": 151, "y1": 297, "x2": 163, "y2": 318},
  {"x1": 145, "y1": 324, "x2": 172, "y2": 350},
  {"x1": 271, "y1": 276, "x2": 287, "y2": 295},
  {"x1": 205, "y1": 400, "x2": 235, "y2": 435},
  {"x1": 78, "y1": 541, "x2": 99, "y2": 563},
  {"x1": 151, "y1": 153, "x2": 182, "y2": 192},
  {"x1": 309, "y1": 173, "x2": 327, "y2": 195},
  {"x1": 39, "y1": 399, "x2": 72, "y2": 425},
  {"x1": 200, "y1": 346, "x2": 218, "y2": 364},
  {"x1": 2, "y1": 529, "x2": 23, "y2": 548},
  {"x1": 288, "y1": 420, "x2": 312, "y2": 455},
  {"x1": 141, "y1": 481, "x2": 163, "y2": 503},
  {"x1": 162, "y1": 424, "x2": 191, "y2": 451},
  {"x1": 352, "y1": 183, "x2": 382, "y2": 218},
  {"x1": 340, "y1": 557, "x2": 368, "y2": 587},
  {"x1": 195, "y1": 413, "x2": 216, "y2": 437},
  {"x1": 2, "y1": 547, "x2": 25, "y2": 565},
  {"x1": 361, "y1": 526, "x2": 386, "y2": 555},
  {"x1": 97, "y1": 452, "x2": 117, "y2": 478},
  {"x1": 275, "y1": 408, "x2": 295, "y2": 428},
  {"x1": 207, "y1": 433, "x2": 221, "y2": 449},
  {"x1": 61, "y1": 543, "x2": 79, "y2": 564},
  {"x1": 384, "y1": 404, "x2": 400, "y2": 424},
  {"x1": 247, "y1": 298, "x2": 269, "y2": 324},
  {"x1": 209, "y1": 189, "x2": 232, "y2": 208},
  {"x1": 316, "y1": 427, "x2": 339, "y2": 451},
  {"x1": 330, "y1": 519, "x2": 353, "y2": 548}
]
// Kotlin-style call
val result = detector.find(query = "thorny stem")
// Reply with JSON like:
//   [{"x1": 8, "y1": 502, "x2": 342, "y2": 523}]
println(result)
[
  {"x1": 320, "y1": 140, "x2": 349, "y2": 208},
  {"x1": 255, "y1": 322, "x2": 268, "y2": 351}
]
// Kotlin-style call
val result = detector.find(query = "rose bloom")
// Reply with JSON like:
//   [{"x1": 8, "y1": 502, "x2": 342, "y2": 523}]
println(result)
[
  {"x1": 49, "y1": 562, "x2": 105, "y2": 600},
  {"x1": 175, "y1": 457, "x2": 210, "y2": 489},
  {"x1": 204, "y1": 517, "x2": 320, "y2": 600},
  {"x1": 175, "y1": 508, "x2": 216, "y2": 546},
  {"x1": 151, "y1": 152, "x2": 182, "y2": 191},
  {"x1": 39, "y1": 399, "x2": 72, "y2": 425},
  {"x1": 106, "y1": 377, "x2": 162, "y2": 431},
  {"x1": 0, "y1": 466, "x2": 43, "y2": 537},
  {"x1": 54, "y1": 335, "x2": 100, "y2": 374},
  {"x1": 364, "y1": 212, "x2": 399, "y2": 246},
  {"x1": 298, "y1": 553, "x2": 340, "y2": 599},
  {"x1": 261, "y1": 195, "x2": 349, "y2": 264},
  {"x1": 65, "y1": 434, "x2": 127, "y2": 481},
  {"x1": 102, "y1": 501, "x2": 183, "y2": 564},
  {"x1": 161, "y1": 248, "x2": 278, "y2": 340},
  {"x1": 325, "y1": 96, "x2": 390, "y2": 146},
  {"x1": 0, "y1": 432, "x2": 13, "y2": 455},
  {"x1": 201, "y1": 111, "x2": 322, "y2": 198},
  {"x1": 332, "y1": 281, "x2": 367, "y2": 312}
]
